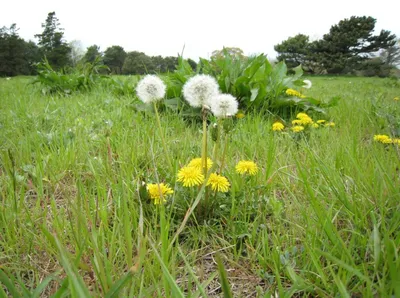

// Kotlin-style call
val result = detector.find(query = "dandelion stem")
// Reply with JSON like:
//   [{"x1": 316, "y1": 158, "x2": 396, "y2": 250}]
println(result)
[
  {"x1": 153, "y1": 102, "x2": 173, "y2": 171},
  {"x1": 219, "y1": 133, "x2": 229, "y2": 173},
  {"x1": 202, "y1": 107, "x2": 209, "y2": 213}
]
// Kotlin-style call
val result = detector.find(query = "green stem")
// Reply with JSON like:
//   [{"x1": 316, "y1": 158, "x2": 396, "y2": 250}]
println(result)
[
  {"x1": 219, "y1": 134, "x2": 229, "y2": 173},
  {"x1": 213, "y1": 119, "x2": 222, "y2": 172},
  {"x1": 153, "y1": 102, "x2": 173, "y2": 171},
  {"x1": 202, "y1": 107, "x2": 209, "y2": 215}
]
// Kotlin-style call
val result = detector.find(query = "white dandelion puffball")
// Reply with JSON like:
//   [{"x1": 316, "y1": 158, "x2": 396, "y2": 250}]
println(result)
[
  {"x1": 183, "y1": 74, "x2": 220, "y2": 108},
  {"x1": 303, "y1": 79, "x2": 312, "y2": 89},
  {"x1": 136, "y1": 75, "x2": 166, "y2": 104},
  {"x1": 211, "y1": 94, "x2": 238, "y2": 118}
]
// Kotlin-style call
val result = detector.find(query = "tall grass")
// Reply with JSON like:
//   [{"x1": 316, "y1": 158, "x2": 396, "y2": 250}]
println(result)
[{"x1": 0, "y1": 76, "x2": 399, "y2": 297}]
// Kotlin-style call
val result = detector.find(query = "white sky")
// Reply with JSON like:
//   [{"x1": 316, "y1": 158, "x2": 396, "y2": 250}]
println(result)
[{"x1": 1, "y1": 0, "x2": 399, "y2": 60}]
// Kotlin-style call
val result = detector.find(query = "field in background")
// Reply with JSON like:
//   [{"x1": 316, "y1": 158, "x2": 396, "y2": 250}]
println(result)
[{"x1": 0, "y1": 76, "x2": 399, "y2": 297}]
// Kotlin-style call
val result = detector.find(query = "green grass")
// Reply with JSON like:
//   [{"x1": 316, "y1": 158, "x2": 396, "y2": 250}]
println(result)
[{"x1": 0, "y1": 76, "x2": 400, "y2": 297}]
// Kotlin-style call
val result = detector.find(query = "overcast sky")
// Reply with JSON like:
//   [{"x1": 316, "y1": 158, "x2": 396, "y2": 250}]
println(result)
[{"x1": 1, "y1": 0, "x2": 399, "y2": 60}]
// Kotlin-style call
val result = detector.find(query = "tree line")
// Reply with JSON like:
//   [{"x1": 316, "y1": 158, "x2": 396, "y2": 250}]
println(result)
[
  {"x1": 0, "y1": 12, "x2": 197, "y2": 77},
  {"x1": 1, "y1": 13, "x2": 399, "y2": 77},
  {"x1": 274, "y1": 16, "x2": 400, "y2": 77}
]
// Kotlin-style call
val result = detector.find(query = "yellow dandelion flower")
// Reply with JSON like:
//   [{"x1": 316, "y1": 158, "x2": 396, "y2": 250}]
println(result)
[
  {"x1": 236, "y1": 112, "x2": 245, "y2": 119},
  {"x1": 272, "y1": 122, "x2": 285, "y2": 131},
  {"x1": 207, "y1": 173, "x2": 230, "y2": 192},
  {"x1": 292, "y1": 119, "x2": 302, "y2": 125},
  {"x1": 235, "y1": 160, "x2": 258, "y2": 175},
  {"x1": 300, "y1": 117, "x2": 313, "y2": 125},
  {"x1": 187, "y1": 157, "x2": 213, "y2": 170},
  {"x1": 177, "y1": 166, "x2": 204, "y2": 187},
  {"x1": 394, "y1": 97, "x2": 399, "y2": 101},
  {"x1": 311, "y1": 123, "x2": 319, "y2": 128},
  {"x1": 292, "y1": 125, "x2": 305, "y2": 132},
  {"x1": 316, "y1": 120, "x2": 326, "y2": 124},
  {"x1": 393, "y1": 138, "x2": 400, "y2": 144},
  {"x1": 296, "y1": 112, "x2": 309, "y2": 119},
  {"x1": 286, "y1": 89, "x2": 306, "y2": 98},
  {"x1": 147, "y1": 183, "x2": 174, "y2": 205},
  {"x1": 325, "y1": 122, "x2": 335, "y2": 127},
  {"x1": 374, "y1": 135, "x2": 390, "y2": 142}
]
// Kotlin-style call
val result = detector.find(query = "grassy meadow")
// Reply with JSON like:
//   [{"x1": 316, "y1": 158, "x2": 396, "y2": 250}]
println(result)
[{"x1": 0, "y1": 75, "x2": 400, "y2": 297}]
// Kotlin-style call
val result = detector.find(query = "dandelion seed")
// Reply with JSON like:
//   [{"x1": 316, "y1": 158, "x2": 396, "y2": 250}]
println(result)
[
  {"x1": 292, "y1": 125, "x2": 305, "y2": 133},
  {"x1": 183, "y1": 74, "x2": 220, "y2": 108},
  {"x1": 235, "y1": 160, "x2": 258, "y2": 175},
  {"x1": 177, "y1": 166, "x2": 204, "y2": 187},
  {"x1": 207, "y1": 173, "x2": 230, "y2": 192},
  {"x1": 188, "y1": 157, "x2": 213, "y2": 170},
  {"x1": 303, "y1": 79, "x2": 312, "y2": 89},
  {"x1": 211, "y1": 94, "x2": 238, "y2": 118},
  {"x1": 147, "y1": 183, "x2": 174, "y2": 205},
  {"x1": 272, "y1": 122, "x2": 285, "y2": 131},
  {"x1": 136, "y1": 75, "x2": 166, "y2": 104}
]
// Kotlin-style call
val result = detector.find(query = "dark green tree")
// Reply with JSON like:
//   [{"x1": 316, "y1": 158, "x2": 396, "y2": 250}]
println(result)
[
  {"x1": 380, "y1": 38, "x2": 400, "y2": 67},
  {"x1": 103, "y1": 45, "x2": 126, "y2": 74},
  {"x1": 83, "y1": 45, "x2": 102, "y2": 63},
  {"x1": 35, "y1": 12, "x2": 71, "y2": 69},
  {"x1": 0, "y1": 24, "x2": 40, "y2": 76},
  {"x1": 274, "y1": 34, "x2": 312, "y2": 68},
  {"x1": 314, "y1": 16, "x2": 396, "y2": 73},
  {"x1": 187, "y1": 58, "x2": 197, "y2": 71},
  {"x1": 122, "y1": 51, "x2": 154, "y2": 74}
]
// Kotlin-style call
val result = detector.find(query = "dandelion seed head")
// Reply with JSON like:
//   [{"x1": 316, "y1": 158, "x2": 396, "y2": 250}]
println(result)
[
  {"x1": 210, "y1": 94, "x2": 238, "y2": 118},
  {"x1": 183, "y1": 75, "x2": 220, "y2": 107},
  {"x1": 136, "y1": 75, "x2": 166, "y2": 104}
]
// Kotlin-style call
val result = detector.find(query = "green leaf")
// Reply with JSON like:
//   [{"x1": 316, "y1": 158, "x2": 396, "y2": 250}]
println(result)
[
  {"x1": 104, "y1": 272, "x2": 133, "y2": 298},
  {"x1": 250, "y1": 88, "x2": 259, "y2": 102},
  {"x1": 216, "y1": 255, "x2": 232, "y2": 298}
]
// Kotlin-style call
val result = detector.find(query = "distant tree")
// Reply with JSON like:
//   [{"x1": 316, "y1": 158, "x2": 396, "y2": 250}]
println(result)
[
  {"x1": 69, "y1": 40, "x2": 84, "y2": 67},
  {"x1": 35, "y1": 12, "x2": 71, "y2": 69},
  {"x1": 187, "y1": 58, "x2": 197, "y2": 71},
  {"x1": 380, "y1": 38, "x2": 400, "y2": 67},
  {"x1": 211, "y1": 47, "x2": 245, "y2": 61},
  {"x1": 313, "y1": 16, "x2": 396, "y2": 73},
  {"x1": 122, "y1": 51, "x2": 154, "y2": 74},
  {"x1": 0, "y1": 24, "x2": 40, "y2": 76},
  {"x1": 103, "y1": 45, "x2": 126, "y2": 74},
  {"x1": 274, "y1": 34, "x2": 311, "y2": 68},
  {"x1": 83, "y1": 45, "x2": 102, "y2": 64}
]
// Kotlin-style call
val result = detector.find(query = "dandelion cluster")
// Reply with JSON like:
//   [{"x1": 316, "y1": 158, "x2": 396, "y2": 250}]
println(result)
[
  {"x1": 286, "y1": 88, "x2": 306, "y2": 98},
  {"x1": 136, "y1": 75, "x2": 166, "y2": 104},
  {"x1": 207, "y1": 173, "x2": 230, "y2": 192},
  {"x1": 374, "y1": 134, "x2": 400, "y2": 145},
  {"x1": 272, "y1": 122, "x2": 285, "y2": 131},
  {"x1": 147, "y1": 183, "x2": 174, "y2": 205},
  {"x1": 211, "y1": 94, "x2": 238, "y2": 118},
  {"x1": 183, "y1": 75, "x2": 220, "y2": 108},
  {"x1": 235, "y1": 160, "x2": 258, "y2": 175}
]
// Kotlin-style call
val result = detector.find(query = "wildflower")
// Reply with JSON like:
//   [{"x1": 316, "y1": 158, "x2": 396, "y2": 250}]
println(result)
[
  {"x1": 147, "y1": 183, "x2": 174, "y2": 205},
  {"x1": 188, "y1": 157, "x2": 213, "y2": 170},
  {"x1": 292, "y1": 119, "x2": 302, "y2": 125},
  {"x1": 311, "y1": 123, "x2": 319, "y2": 128},
  {"x1": 303, "y1": 79, "x2": 312, "y2": 89},
  {"x1": 235, "y1": 160, "x2": 258, "y2": 175},
  {"x1": 393, "y1": 138, "x2": 400, "y2": 144},
  {"x1": 286, "y1": 88, "x2": 306, "y2": 98},
  {"x1": 136, "y1": 75, "x2": 166, "y2": 104},
  {"x1": 382, "y1": 138, "x2": 393, "y2": 144},
  {"x1": 292, "y1": 125, "x2": 304, "y2": 133},
  {"x1": 207, "y1": 173, "x2": 230, "y2": 192},
  {"x1": 316, "y1": 120, "x2": 326, "y2": 124},
  {"x1": 296, "y1": 112, "x2": 309, "y2": 119},
  {"x1": 183, "y1": 74, "x2": 220, "y2": 108},
  {"x1": 374, "y1": 135, "x2": 391, "y2": 143},
  {"x1": 272, "y1": 122, "x2": 285, "y2": 131},
  {"x1": 325, "y1": 122, "x2": 335, "y2": 127},
  {"x1": 236, "y1": 112, "x2": 245, "y2": 119},
  {"x1": 394, "y1": 97, "x2": 399, "y2": 101},
  {"x1": 177, "y1": 166, "x2": 204, "y2": 187},
  {"x1": 211, "y1": 94, "x2": 239, "y2": 118}
]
